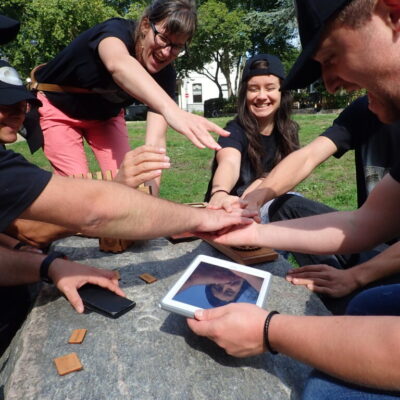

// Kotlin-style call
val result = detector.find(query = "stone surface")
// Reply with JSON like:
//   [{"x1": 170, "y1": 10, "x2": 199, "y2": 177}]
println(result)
[{"x1": 0, "y1": 237, "x2": 330, "y2": 400}]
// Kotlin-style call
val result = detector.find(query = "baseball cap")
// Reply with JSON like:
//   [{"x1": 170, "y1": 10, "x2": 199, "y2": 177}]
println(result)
[
  {"x1": 0, "y1": 60, "x2": 42, "y2": 106},
  {"x1": 241, "y1": 54, "x2": 286, "y2": 83},
  {"x1": 283, "y1": 0, "x2": 352, "y2": 90},
  {"x1": 0, "y1": 15, "x2": 20, "y2": 45}
]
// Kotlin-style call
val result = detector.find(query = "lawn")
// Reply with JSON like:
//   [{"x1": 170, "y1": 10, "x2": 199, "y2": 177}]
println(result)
[{"x1": 7, "y1": 112, "x2": 357, "y2": 211}]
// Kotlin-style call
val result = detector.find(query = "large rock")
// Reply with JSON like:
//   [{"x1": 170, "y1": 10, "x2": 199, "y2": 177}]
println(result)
[{"x1": 0, "y1": 237, "x2": 329, "y2": 400}]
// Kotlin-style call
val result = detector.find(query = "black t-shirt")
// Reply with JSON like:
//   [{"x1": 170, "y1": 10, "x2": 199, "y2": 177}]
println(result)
[
  {"x1": 0, "y1": 148, "x2": 52, "y2": 232},
  {"x1": 36, "y1": 18, "x2": 176, "y2": 120},
  {"x1": 321, "y1": 96, "x2": 400, "y2": 207},
  {"x1": 205, "y1": 119, "x2": 279, "y2": 199}
]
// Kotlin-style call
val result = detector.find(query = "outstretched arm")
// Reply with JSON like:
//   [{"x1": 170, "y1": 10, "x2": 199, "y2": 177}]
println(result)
[
  {"x1": 242, "y1": 136, "x2": 337, "y2": 211},
  {"x1": 203, "y1": 174, "x2": 400, "y2": 256},
  {"x1": 286, "y1": 241, "x2": 400, "y2": 297},
  {"x1": 207, "y1": 147, "x2": 245, "y2": 212},
  {"x1": 187, "y1": 303, "x2": 400, "y2": 390},
  {"x1": 98, "y1": 37, "x2": 229, "y2": 150},
  {"x1": 19, "y1": 175, "x2": 255, "y2": 240}
]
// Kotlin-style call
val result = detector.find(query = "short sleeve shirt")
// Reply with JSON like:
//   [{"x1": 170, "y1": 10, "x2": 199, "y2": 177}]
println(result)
[
  {"x1": 321, "y1": 96, "x2": 400, "y2": 206},
  {"x1": 0, "y1": 148, "x2": 52, "y2": 232},
  {"x1": 206, "y1": 119, "x2": 278, "y2": 198},
  {"x1": 36, "y1": 18, "x2": 176, "y2": 120}
]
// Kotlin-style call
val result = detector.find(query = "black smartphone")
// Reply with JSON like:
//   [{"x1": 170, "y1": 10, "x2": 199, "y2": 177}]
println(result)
[{"x1": 78, "y1": 284, "x2": 136, "y2": 319}]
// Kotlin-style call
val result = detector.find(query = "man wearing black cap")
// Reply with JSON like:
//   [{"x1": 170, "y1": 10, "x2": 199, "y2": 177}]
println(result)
[{"x1": 188, "y1": 0, "x2": 400, "y2": 397}]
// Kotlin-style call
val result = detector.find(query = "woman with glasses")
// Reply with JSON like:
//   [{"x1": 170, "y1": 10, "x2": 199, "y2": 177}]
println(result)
[{"x1": 31, "y1": 0, "x2": 227, "y2": 190}]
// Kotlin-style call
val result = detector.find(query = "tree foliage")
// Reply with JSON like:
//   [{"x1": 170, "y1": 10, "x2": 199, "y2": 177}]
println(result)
[
  {"x1": 0, "y1": 0, "x2": 118, "y2": 76},
  {"x1": 177, "y1": 0, "x2": 251, "y2": 98}
]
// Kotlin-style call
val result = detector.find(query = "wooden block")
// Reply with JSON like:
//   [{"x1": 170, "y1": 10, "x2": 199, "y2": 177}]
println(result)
[
  {"x1": 139, "y1": 273, "x2": 157, "y2": 284},
  {"x1": 99, "y1": 237, "x2": 134, "y2": 253},
  {"x1": 86, "y1": 172, "x2": 93, "y2": 179},
  {"x1": 53, "y1": 353, "x2": 83, "y2": 376},
  {"x1": 184, "y1": 202, "x2": 207, "y2": 208},
  {"x1": 68, "y1": 329, "x2": 87, "y2": 344},
  {"x1": 96, "y1": 171, "x2": 103, "y2": 180},
  {"x1": 104, "y1": 170, "x2": 113, "y2": 181},
  {"x1": 204, "y1": 239, "x2": 278, "y2": 265},
  {"x1": 137, "y1": 184, "x2": 152, "y2": 195}
]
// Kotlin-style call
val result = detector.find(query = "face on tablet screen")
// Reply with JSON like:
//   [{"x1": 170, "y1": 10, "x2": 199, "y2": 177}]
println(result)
[{"x1": 172, "y1": 262, "x2": 263, "y2": 308}]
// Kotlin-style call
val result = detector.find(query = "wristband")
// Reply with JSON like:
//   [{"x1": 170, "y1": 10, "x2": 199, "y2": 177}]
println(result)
[
  {"x1": 210, "y1": 189, "x2": 230, "y2": 197},
  {"x1": 13, "y1": 241, "x2": 26, "y2": 250},
  {"x1": 264, "y1": 311, "x2": 280, "y2": 355},
  {"x1": 40, "y1": 251, "x2": 66, "y2": 283}
]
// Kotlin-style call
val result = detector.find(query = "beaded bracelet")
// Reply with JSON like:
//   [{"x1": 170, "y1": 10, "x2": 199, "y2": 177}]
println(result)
[{"x1": 264, "y1": 311, "x2": 280, "y2": 355}]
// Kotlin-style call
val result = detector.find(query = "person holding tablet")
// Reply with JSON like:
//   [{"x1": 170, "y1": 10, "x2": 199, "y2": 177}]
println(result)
[
  {"x1": 188, "y1": 0, "x2": 400, "y2": 397},
  {"x1": 31, "y1": 0, "x2": 228, "y2": 186},
  {"x1": 204, "y1": 53, "x2": 299, "y2": 219}
]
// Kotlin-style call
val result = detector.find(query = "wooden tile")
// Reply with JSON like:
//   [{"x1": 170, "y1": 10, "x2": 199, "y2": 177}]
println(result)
[
  {"x1": 54, "y1": 353, "x2": 83, "y2": 376},
  {"x1": 139, "y1": 273, "x2": 157, "y2": 284},
  {"x1": 204, "y1": 240, "x2": 278, "y2": 265},
  {"x1": 68, "y1": 329, "x2": 87, "y2": 344}
]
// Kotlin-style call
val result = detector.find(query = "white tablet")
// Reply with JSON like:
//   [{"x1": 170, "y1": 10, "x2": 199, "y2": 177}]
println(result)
[{"x1": 159, "y1": 255, "x2": 272, "y2": 318}]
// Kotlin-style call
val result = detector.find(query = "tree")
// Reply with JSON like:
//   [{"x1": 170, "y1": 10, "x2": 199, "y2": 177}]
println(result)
[
  {"x1": 0, "y1": 0, "x2": 118, "y2": 77},
  {"x1": 176, "y1": 0, "x2": 251, "y2": 98}
]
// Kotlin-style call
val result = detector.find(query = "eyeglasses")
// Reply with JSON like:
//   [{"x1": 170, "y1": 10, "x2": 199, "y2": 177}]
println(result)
[{"x1": 149, "y1": 22, "x2": 187, "y2": 56}]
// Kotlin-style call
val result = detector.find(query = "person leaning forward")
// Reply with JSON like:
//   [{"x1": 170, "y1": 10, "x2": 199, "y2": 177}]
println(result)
[{"x1": 188, "y1": 1, "x2": 400, "y2": 398}]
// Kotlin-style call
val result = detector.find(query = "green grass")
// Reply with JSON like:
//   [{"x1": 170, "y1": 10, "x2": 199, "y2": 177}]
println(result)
[{"x1": 7, "y1": 113, "x2": 357, "y2": 211}]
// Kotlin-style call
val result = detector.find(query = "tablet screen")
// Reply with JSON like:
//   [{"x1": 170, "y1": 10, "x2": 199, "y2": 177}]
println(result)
[{"x1": 172, "y1": 261, "x2": 263, "y2": 309}]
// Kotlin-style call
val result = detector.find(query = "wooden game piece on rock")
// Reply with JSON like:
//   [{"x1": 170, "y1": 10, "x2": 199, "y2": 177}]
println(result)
[{"x1": 204, "y1": 239, "x2": 278, "y2": 265}]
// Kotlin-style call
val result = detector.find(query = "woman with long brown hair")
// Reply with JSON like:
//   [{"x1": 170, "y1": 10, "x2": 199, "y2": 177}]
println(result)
[
  {"x1": 205, "y1": 54, "x2": 299, "y2": 218},
  {"x1": 31, "y1": 0, "x2": 227, "y2": 189}
]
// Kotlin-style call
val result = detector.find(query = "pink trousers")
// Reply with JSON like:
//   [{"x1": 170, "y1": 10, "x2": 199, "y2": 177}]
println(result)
[{"x1": 37, "y1": 92, "x2": 131, "y2": 177}]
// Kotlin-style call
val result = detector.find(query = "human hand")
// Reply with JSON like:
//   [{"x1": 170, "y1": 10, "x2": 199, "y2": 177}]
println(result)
[
  {"x1": 49, "y1": 258, "x2": 125, "y2": 313},
  {"x1": 194, "y1": 207, "x2": 257, "y2": 235},
  {"x1": 196, "y1": 220, "x2": 261, "y2": 248},
  {"x1": 187, "y1": 303, "x2": 268, "y2": 357},
  {"x1": 286, "y1": 264, "x2": 359, "y2": 298},
  {"x1": 164, "y1": 108, "x2": 229, "y2": 150},
  {"x1": 114, "y1": 145, "x2": 170, "y2": 188},
  {"x1": 207, "y1": 192, "x2": 247, "y2": 213}
]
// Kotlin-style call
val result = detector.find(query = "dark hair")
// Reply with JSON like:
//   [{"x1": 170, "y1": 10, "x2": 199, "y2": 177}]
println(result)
[
  {"x1": 135, "y1": 0, "x2": 197, "y2": 43},
  {"x1": 335, "y1": 0, "x2": 376, "y2": 29},
  {"x1": 237, "y1": 59, "x2": 299, "y2": 178}
]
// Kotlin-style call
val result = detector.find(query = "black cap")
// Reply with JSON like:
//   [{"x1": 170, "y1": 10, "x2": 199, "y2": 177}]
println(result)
[
  {"x1": 0, "y1": 15, "x2": 20, "y2": 45},
  {"x1": 241, "y1": 54, "x2": 286, "y2": 83},
  {"x1": 283, "y1": 0, "x2": 352, "y2": 90},
  {"x1": 0, "y1": 60, "x2": 42, "y2": 107}
]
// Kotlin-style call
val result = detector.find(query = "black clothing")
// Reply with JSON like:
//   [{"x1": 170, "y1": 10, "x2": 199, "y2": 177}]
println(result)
[
  {"x1": 36, "y1": 18, "x2": 176, "y2": 120},
  {"x1": 205, "y1": 119, "x2": 279, "y2": 200},
  {"x1": 0, "y1": 149, "x2": 51, "y2": 232},
  {"x1": 321, "y1": 96, "x2": 400, "y2": 207}
]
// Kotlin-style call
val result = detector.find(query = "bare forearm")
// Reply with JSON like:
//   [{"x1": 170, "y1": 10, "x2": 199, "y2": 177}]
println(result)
[
  {"x1": 270, "y1": 314, "x2": 400, "y2": 389},
  {"x1": 5, "y1": 219, "x2": 73, "y2": 248},
  {"x1": 351, "y1": 242, "x2": 400, "y2": 288},
  {"x1": 20, "y1": 176, "x2": 219, "y2": 239},
  {"x1": 254, "y1": 210, "x2": 385, "y2": 255}
]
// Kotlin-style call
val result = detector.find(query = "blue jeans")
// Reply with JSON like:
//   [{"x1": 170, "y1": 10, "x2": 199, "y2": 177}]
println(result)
[{"x1": 302, "y1": 285, "x2": 400, "y2": 399}]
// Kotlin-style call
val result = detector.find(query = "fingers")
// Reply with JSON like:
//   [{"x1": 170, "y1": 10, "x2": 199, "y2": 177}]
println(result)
[{"x1": 62, "y1": 286, "x2": 85, "y2": 314}]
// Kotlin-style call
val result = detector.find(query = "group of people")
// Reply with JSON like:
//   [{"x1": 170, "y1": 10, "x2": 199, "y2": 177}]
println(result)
[{"x1": 2, "y1": 0, "x2": 400, "y2": 398}]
